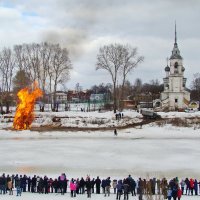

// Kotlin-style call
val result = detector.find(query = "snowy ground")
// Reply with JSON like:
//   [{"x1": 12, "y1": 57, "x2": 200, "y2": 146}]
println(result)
[
  {"x1": 0, "y1": 110, "x2": 143, "y2": 129},
  {"x1": 0, "y1": 192, "x2": 199, "y2": 200},
  {"x1": 1, "y1": 110, "x2": 200, "y2": 129}
]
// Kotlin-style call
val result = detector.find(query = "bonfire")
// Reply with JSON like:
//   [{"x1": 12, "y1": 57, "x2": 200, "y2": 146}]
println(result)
[{"x1": 13, "y1": 82, "x2": 43, "y2": 130}]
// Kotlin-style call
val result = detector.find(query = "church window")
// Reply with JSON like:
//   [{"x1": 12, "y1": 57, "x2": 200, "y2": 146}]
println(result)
[
  {"x1": 174, "y1": 62, "x2": 178, "y2": 68},
  {"x1": 175, "y1": 99, "x2": 178, "y2": 103}
]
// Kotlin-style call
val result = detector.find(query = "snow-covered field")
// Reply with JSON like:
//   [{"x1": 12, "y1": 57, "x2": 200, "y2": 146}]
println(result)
[
  {"x1": 1, "y1": 110, "x2": 200, "y2": 129},
  {"x1": 0, "y1": 110, "x2": 142, "y2": 129},
  {"x1": 0, "y1": 192, "x2": 199, "y2": 200}
]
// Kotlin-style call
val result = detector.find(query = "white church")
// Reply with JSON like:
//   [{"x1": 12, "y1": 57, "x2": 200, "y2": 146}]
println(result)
[{"x1": 160, "y1": 25, "x2": 190, "y2": 111}]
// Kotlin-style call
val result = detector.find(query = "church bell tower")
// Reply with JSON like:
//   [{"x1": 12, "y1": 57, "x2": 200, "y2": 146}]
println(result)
[{"x1": 161, "y1": 23, "x2": 190, "y2": 111}]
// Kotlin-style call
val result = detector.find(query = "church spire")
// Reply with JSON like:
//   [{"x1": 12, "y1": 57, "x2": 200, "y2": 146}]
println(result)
[
  {"x1": 170, "y1": 21, "x2": 182, "y2": 60},
  {"x1": 175, "y1": 21, "x2": 177, "y2": 45}
]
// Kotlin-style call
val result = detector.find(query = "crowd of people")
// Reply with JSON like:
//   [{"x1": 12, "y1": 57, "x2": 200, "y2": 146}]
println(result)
[{"x1": 0, "y1": 173, "x2": 200, "y2": 199}]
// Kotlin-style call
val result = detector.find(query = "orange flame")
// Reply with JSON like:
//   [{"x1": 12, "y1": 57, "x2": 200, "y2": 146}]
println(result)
[{"x1": 13, "y1": 82, "x2": 43, "y2": 130}]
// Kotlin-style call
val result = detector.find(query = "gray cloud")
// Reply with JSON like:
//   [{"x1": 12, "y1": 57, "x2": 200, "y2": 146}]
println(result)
[{"x1": 0, "y1": 0, "x2": 200, "y2": 89}]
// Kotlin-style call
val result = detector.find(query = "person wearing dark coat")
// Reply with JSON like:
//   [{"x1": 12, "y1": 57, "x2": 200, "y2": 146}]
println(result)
[
  {"x1": 138, "y1": 178, "x2": 143, "y2": 200},
  {"x1": 115, "y1": 113, "x2": 118, "y2": 120},
  {"x1": 6, "y1": 175, "x2": 11, "y2": 193},
  {"x1": 21, "y1": 175, "x2": 27, "y2": 192},
  {"x1": 49, "y1": 178, "x2": 53, "y2": 193},
  {"x1": 116, "y1": 180, "x2": 123, "y2": 200},
  {"x1": 43, "y1": 176, "x2": 49, "y2": 194},
  {"x1": 172, "y1": 185, "x2": 178, "y2": 200},
  {"x1": 123, "y1": 179, "x2": 129, "y2": 200},
  {"x1": 114, "y1": 129, "x2": 117, "y2": 136},
  {"x1": 95, "y1": 176, "x2": 101, "y2": 194},
  {"x1": 85, "y1": 178, "x2": 92, "y2": 198},
  {"x1": 101, "y1": 179, "x2": 106, "y2": 194},
  {"x1": 127, "y1": 175, "x2": 136, "y2": 196},
  {"x1": 19, "y1": 175, "x2": 23, "y2": 193},
  {"x1": 76, "y1": 178, "x2": 80, "y2": 194},
  {"x1": 79, "y1": 177, "x2": 85, "y2": 194},
  {"x1": 38, "y1": 178, "x2": 44, "y2": 194},
  {"x1": 91, "y1": 178, "x2": 95, "y2": 193},
  {"x1": 104, "y1": 177, "x2": 111, "y2": 197},
  {"x1": 15, "y1": 176, "x2": 21, "y2": 196},
  {"x1": 194, "y1": 179, "x2": 198, "y2": 195},
  {"x1": 0, "y1": 175, "x2": 6, "y2": 194},
  {"x1": 14, "y1": 174, "x2": 19, "y2": 188},
  {"x1": 27, "y1": 177, "x2": 31, "y2": 192},
  {"x1": 152, "y1": 178, "x2": 156, "y2": 195},
  {"x1": 185, "y1": 178, "x2": 190, "y2": 195},
  {"x1": 53, "y1": 179, "x2": 58, "y2": 193},
  {"x1": 31, "y1": 175, "x2": 37, "y2": 193},
  {"x1": 63, "y1": 178, "x2": 68, "y2": 194}
]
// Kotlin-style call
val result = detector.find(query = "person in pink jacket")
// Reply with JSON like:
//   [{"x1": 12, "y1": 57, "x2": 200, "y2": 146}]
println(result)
[{"x1": 70, "y1": 179, "x2": 76, "y2": 197}]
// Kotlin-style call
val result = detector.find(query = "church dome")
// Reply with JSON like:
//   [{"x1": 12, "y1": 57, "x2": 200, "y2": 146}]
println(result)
[{"x1": 165, "y1": 65, "x2": 170, "y2": 72}]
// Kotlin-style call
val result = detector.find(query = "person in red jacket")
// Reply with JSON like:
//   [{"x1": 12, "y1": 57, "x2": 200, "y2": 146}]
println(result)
[
  {"x1": 190, "y1": 178, "x2": 194, "y2": 195},
  {"x1": 177, "y1": 187, "x2": 182, "y2": 200}
]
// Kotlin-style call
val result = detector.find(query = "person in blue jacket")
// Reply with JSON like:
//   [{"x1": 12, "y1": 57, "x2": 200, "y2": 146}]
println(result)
[
  {"x1": 194, "y1": 179, "x2": 198, "y2": 195},
  {"x1": 116, "y1": 180, "x2": 123, "y2": 200}
]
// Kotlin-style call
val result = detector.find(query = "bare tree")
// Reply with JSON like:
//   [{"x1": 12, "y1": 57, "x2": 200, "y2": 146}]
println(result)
[
  {"x1": 120, "y1": 46, "x2": 144, "y2": 108},
  {"x1": 96, "y1": 43, "x2": 143, "y2": 112},
  {"x1": 0, "y1": 48, "x2": 15, "y2": 113},
  {"x1": 134, "y1": 78, "x2": 143, "y2": 93},
  {"x1": 96, "y1": 44, "x2": 125, "y2": 113},
  {"x1": 50, "y1": 44, "x2": 72, "y2": 111},
  {"x1": 12, "y1": 42, "x2": 73, "y2": 111},
  {"x1": 39, "y1": 42, "x2": 53, "y2": 93},
  {"x1": 14, "y1": 45, "x2": 27, "y2": 72},
  {"x1": 191, "y1": 73, "x2": 200, "y2": 100}
]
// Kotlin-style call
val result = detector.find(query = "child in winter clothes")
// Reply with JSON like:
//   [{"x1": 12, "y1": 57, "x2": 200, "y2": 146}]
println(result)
[{"x1": 70, "y1": 179, "x2": 76, "y2": 197}]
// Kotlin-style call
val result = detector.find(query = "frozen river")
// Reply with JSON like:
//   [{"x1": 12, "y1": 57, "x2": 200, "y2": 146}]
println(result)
[{"x1": 0, "y1": 125, "x2": 200, "y2": 179}]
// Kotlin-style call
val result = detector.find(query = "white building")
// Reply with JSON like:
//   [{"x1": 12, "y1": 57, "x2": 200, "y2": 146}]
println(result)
[
  {"x1": 161, "y1": 25, "x2": 190, "y2": 111},
  {"x1": 90, "y1": 94, "x2": 105, "y2": 102}
]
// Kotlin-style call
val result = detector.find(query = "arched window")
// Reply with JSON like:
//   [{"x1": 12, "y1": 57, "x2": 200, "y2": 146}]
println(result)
[{"x1": 174, "y1": 62, "x2": 178, "y2": 68}]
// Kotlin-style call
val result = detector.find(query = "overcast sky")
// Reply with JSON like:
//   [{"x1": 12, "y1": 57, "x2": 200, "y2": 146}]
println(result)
[{"x1": 0, "y1": 0, "x2": 199, "y2": 90}]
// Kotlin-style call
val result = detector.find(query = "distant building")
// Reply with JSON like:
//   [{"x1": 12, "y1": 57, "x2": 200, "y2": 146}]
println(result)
[
  {"x1": 47, "y1": 91, "x2": 68, "y2": 104},
  {"x1": 67, "y1": 90, "x2": 91, "y2": 102},
  {"x1": 161, "y1": 24, "x2": 190, "y2": 111},
  {"x1": 120, "y1": 100, "x2": 135, "y2": 109},
  {"x1": 90, "y1": 94, "x2": 105, "y2": 102},
  {"x1": 54, "y1": 91, "x2": 68, "y2": 103}
]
